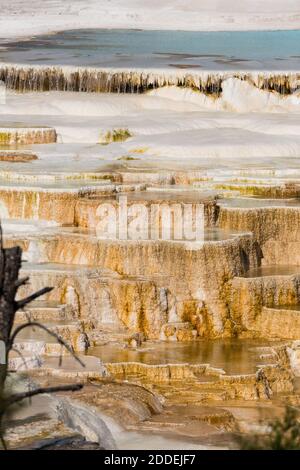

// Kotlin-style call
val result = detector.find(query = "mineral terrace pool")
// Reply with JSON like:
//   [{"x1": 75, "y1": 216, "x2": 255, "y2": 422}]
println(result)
[
  {"x1": 89, "y1": 339, "x2": 278, "y2": 375},
  {"x1": 1, "y1": 29, "x2": 300, "y2": 70}
]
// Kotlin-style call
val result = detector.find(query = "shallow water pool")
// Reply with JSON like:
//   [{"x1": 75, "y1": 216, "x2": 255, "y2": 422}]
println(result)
[
  {"x1": 89, "y1": 338, "x2": 279, "y2": 375},
  {"x1": 1, "y1": 29, "x2": 300, "y2": 70}
]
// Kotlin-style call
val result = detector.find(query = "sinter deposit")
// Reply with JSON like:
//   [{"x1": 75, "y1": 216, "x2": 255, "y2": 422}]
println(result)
[{"x1": 1, "y1": 26, "x2": 300, "y2": 450}]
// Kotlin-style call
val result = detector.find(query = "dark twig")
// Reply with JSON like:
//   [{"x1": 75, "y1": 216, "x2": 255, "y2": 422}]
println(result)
[
  {"x1": 10, "y1": 348, "x2": 30, "y2": 373},
  {"x1": 14, "y1": 277, "x2": 30, "y2": 289},
  {"x1": 17, "y1": 287, "x2": 53, "y2": 309}
]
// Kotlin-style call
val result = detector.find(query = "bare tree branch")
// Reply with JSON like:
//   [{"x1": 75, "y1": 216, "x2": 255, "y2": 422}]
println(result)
[
  {"x1": 6, "y1": 383, "x2": 83, "y2": 407},
  {"x1": 10, "y1": 347, "x2": 30, "y2": 373},
  {"x1": 17, "y1": 287, "x2": 54, "y2": 309},
  {"x1": 14, "y1": 277, "x2": 30, "y2": 289}
]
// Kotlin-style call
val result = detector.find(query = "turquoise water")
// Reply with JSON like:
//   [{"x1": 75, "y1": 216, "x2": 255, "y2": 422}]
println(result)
[{"x1": 1, "y1": 29, "x2": 300, "y2": 70}]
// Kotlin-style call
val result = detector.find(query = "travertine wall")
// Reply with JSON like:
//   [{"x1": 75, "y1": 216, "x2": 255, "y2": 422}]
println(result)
[
  {"x1": 8, "y1": 231, "x2": 261, "y2": 339},
  {"x1": 218, "y1": 206, "x2": 300, "y2": 265},
  {"x1": 230, "y1": 274, "x2": 300, "y2": 338}
]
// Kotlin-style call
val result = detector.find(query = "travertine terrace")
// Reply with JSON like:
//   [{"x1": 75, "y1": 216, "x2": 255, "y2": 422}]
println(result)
[{"x1": 1, "y1": 24, "x2": 300, "y2": 450}]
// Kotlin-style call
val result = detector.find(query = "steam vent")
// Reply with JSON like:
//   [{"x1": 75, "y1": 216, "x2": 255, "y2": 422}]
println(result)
[{"x1": 1, "y1": 6, "x2": 300, "y2": 450}]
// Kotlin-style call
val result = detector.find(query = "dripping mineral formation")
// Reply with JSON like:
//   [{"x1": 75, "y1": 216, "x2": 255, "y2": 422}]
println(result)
[{"x1": 0, "y1": 65, "x2": 299, "y2": 96}]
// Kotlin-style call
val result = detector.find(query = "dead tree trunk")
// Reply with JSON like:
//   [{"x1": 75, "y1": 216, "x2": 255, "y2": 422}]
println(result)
[
  {"x1": 0, "y1": 235, "x2": 84, "y2": 448},
  {"x1": 0, "y1": 245, "x2": 52, "y2": 390}
]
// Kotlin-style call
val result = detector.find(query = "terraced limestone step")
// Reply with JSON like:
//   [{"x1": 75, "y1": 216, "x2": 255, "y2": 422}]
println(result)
[
  {"x1": 8, "y1": 350, "x2": 43, "y2": 370},
  {"x1": 31, "y1": 355, "x2": 108, "y2": 381},
  {"x1": 0, "y1": 186, "x2": 218, "y2": 228},
  {"x1": 230, "y1": 266, "x2": 300, "y2": 338},
  {"x1": 75, "y1": 190, "x2": 218, "y2": 232},
  {"x1": 163, "y1": 388, "x2": 230, "y2": 404},
  {"x1": 0, "y1": 150, "x2": 38, "y2": 162},
  {"x1": 15, "y1": 301, "x2": 75, "y2": 323},
  {"x1": 203, "y1": 181, "x2": 300, "y2": 199},
  {"x1": 217, "y1": 202, "x2": 300, "y2": 265},
  {"x1": 106, "y1": 357, "x2": 293, "y2": 402},
  {"x1": 141, "y1": 404, "x2": 235, "y2": 432},
  {"x1": 161, "y1": 371, "x2": 285, "y2": 402},
  {"x1": 157, "y1": 378, "x2": 230, "y2": 403},
  {"x1": 5, "y1": 412, "x2": 83, "y2": 450},
  {"x1": 93, "y1": 324, "x2": 130, "y2": 344},
  {"x1": 16, "y1": 262, "x2": 170, "y2": 340},
  {"x1": 0, "y1": 124, "x2": 57, "y2": 145},
  {"x1": 106, "y1": 361, "x2": 221, "y2": 382},
  {"x1": 0, "y1": 182, "x2": 117, "y2": 224},
  {"x1": 7, "y1": 216, "x2": 261, "y2": 342},
  {"x1": 256, "y1": 306, "x2": 300, "y2": 340},
  {"x1": 14, "y1": 320, "x2": 89, "y2": 354},
  {"x1": 10, "y1": 350, "x2": 108, "y2": 381}
]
